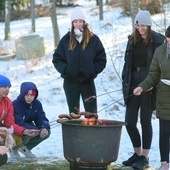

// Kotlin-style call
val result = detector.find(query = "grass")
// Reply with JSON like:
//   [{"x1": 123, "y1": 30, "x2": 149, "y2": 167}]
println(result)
[
  {"x1": 0, "y1": 157, "x2": 70, "y2": 170},
  {"x1": 0, "y1": 158, "x2": 156, "y2": 170}
]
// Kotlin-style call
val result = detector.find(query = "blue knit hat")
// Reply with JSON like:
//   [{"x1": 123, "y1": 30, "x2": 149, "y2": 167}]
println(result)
[{"x1": 0, "y1": 75, "x2": 11, "y2": 87}]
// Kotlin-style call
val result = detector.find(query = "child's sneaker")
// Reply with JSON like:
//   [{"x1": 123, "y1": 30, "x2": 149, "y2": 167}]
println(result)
[
  {"x1": 18, "y1": 146, "x2": 36, "y2": 158},
  {"x1": 9, "y1": 149, "x2": 21, "y2": 159}
]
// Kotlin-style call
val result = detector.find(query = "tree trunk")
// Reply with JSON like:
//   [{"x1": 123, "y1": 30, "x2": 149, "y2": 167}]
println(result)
[
  {"x1": 30, "y1": 0, "x2": 35, "y2": 32},
  {"x1": 130, "y1": 0, "x2": 139, "y2": 31},
  {"x1": 4, "y1": 0, "x2": 11, "y2": 40},
  {"x1": 50, "y1": 0, "x2": 60, "y2": 48},
  {"x1": 99, "y1": 0, "x2": 103, "y2": 20}
]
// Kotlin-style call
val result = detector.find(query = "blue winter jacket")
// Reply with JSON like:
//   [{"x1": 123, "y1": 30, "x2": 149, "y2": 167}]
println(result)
[{"x1": 12, "y1": 82, "x2": 50, "y2": 130}]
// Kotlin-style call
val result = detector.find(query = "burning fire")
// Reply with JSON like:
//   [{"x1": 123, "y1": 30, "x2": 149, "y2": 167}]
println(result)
[
  {"x1": 58, "y1": 111, "x2": 105, "y2": 126},
  {"x1": 81, "y1": 117, "x2": 104, "y2": 126}
]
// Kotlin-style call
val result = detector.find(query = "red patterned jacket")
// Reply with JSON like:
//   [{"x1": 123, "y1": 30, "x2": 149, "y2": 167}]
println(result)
[{"x1": 0, "y1": 97, "x2": 25, "y2": 136}]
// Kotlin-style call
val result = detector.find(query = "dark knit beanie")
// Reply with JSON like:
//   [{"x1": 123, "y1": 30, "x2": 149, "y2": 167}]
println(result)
[{"x1": 0, "y1": 75, "x2": 11, "y2": 88}]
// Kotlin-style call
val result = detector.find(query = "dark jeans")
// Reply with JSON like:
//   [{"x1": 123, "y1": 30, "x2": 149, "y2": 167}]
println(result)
[
  {"x1": 63, "y1": 79, "x2": 97, "y2": 114},
  {"x1": 159, "y1": 119, "x2": 170, "y2": 163},
  {"x1": 0, "y1": 154, "x2": 7, "y2": 166},
  {"x1": 125, "y1": 70, "x2": 153, "y2": 149},
  {"x1": 22, "y1": 131, "x2": 51, "y2": 150}
]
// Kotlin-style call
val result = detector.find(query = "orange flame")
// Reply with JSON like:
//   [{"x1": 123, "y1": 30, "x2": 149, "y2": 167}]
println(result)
[{"x1": 81, "y1": 117, "x2": 104, "y2": 126}]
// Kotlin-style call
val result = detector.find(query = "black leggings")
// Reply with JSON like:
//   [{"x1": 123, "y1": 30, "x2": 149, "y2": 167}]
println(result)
[
  {"x1": 63, "y1": 79, "x2": 97, "y2": 114},
  {"x1": 125, "y1": 93, "x2": 153, "y2": 149},
  {"x1": 159, "y1": 119, "x2": 170, "y2": 163},
  {"x1": 125, "y1": 70, "x2": 153, "y2": 149}
]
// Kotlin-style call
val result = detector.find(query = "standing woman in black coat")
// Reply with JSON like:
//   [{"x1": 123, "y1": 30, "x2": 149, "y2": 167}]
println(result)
[
  {"x1": 134, "y1": 25, "x2": 170, "y2": 170},
  {"x1": 52, "y1": 7, "x2": 106, "y2": 115},
  {"x1": 122, "y1": 10, "x2": 165, "y2": 169}
]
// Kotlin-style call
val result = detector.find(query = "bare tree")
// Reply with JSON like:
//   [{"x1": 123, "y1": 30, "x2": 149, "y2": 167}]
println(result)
[
  {"x1": 99, "y1": 0, "x2": 103, "y2": 20},
  {"x1": 130, "y1": 0, "x2": 139, "y2": 31},
  {"x1": 30, "y1": 0, "x2": 35, "y2": 32},
  {"x1": 4, "y1": 0, "x2": 11, "y2": 40},
  {"x1": 50, "y1": 0, "x2": 60, "y2": 48}
]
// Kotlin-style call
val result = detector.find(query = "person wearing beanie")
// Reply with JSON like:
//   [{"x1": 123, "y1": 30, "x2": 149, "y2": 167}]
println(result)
[
  {"x1": 134, "y1": 26, "x2": 170, "y2": 170},
  {"x1": 134, "y1": 10, "x2": 152, "y2": 27},
  {"x1": 52, "y1": 7, "x2": 106, "y2": 115},
  {"x1": 10, "y1": 81, "x2": 50, "y2": 159},
  {"x1": 0, "y1": 74, "x2": 11, "y2": 88},
  {"x1": 0, "y1": 75, "x2": 40, "y2": 165},
  {"x1": 122, "y1": 10, "x2": 165, "y2": 169},
  {"x1": 70, "y1": 7, "x2": 86, "y2": 23}
]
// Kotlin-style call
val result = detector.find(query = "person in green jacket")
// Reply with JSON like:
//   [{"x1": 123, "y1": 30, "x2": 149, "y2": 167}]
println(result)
[{"x1": 134, "y1": 25, "x2": 170, "y2": 170}]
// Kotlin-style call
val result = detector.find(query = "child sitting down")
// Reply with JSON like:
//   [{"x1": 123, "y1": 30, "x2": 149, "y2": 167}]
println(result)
[{"x1": 10, "y1": 82, "x2": 51, "y2": 159}]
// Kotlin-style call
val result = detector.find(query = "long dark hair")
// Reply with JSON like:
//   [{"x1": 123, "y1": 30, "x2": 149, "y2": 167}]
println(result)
[
  {"x1": 69, "y1": 22, "x2": 93, "y2": 51},
  {"x1": 130, "y1": 26, "x2": 152, "y2": 45},
  {"x1": 165, "y1": 25, "x2": 170, "y2": 38}
]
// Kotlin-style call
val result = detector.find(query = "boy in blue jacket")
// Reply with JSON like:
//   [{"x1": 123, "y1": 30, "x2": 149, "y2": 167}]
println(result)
[{"x1": 10, "y1": 82, "x2": 50, "y2": 159}]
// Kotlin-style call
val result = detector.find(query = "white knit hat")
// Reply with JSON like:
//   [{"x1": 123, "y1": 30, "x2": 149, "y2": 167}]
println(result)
[
  {"x1": 70, "y1": 7, "x2": 86, "y2": 23},
  {"x1": 134, "y1": 10, "x2": 152, "y2": 26}
]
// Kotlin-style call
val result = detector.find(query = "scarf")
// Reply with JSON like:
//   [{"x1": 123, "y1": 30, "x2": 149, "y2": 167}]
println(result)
[{"x1": 74, "y1": 29, "x2": 83, "y2": 43}]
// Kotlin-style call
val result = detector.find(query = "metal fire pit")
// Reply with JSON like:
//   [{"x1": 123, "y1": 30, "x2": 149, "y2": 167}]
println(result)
[{"x1": 58, "y1": 119, "x2": 126, "y2": 170}]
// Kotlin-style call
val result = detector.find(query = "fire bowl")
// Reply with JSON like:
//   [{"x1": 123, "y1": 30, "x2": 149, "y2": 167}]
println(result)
[{"x1": 58, "y1": 119, "x2": 126, "y2": 169}]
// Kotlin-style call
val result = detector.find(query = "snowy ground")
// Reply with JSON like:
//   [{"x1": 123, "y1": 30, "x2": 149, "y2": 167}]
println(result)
[{"x1": 0, "y1": 0, "x2": 170, "y2": 169}]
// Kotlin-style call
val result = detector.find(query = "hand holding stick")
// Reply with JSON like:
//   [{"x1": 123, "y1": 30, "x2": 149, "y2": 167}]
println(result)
[
  {"x1": 23, "y1": 129, "x2": 40, "y2": 137},
  {"x1": 133, "y1": 87, "x2": 143, "y2": 95}
]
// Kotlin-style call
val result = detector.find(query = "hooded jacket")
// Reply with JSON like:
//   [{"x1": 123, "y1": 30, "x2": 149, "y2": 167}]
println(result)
[
  {"x1": 122, "y1": 31, "x2": 165, "y2": 109},
  {"x1": 139, "y1": 43, "x2": 170, "y2": 120},
  {"x1": 52, "y1": 31, "x2": 107, "y2": 83},
  {"x1": 12, "y1": 82, "x2": 50, "y2": 130}
]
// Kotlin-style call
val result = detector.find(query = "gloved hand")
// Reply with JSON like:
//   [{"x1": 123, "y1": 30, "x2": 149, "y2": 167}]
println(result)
[{"x1": 40, "y1": 128, "x2": 48, "y2": 138}]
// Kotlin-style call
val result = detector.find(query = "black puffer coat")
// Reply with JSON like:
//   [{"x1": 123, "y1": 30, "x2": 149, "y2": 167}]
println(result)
[
  {"x1": 52, "y1": 31, "x2": 107, "y2": 83},
  {"x1": 122, "y1": 31, "x2": 165, "y2": 109}
]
